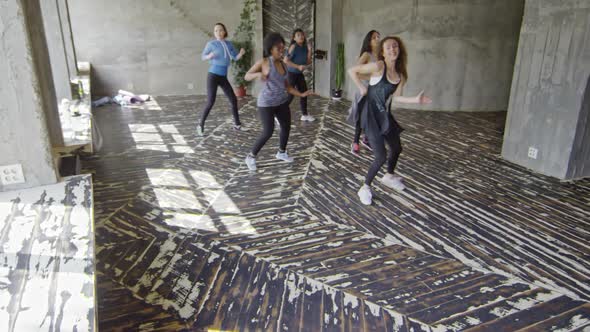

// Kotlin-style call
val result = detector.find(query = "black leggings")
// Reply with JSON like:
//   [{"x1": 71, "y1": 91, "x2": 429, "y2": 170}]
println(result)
[
  {"x1": 251, "y1": 102, "x2": 291, "y2": 156},
  {"x1": 354, "y1": 120, "x2": 362, "y2": 143},
  {"x1": 365, "y1": 131, "x2": 403, "y2": 185},
  {"x1": 286, "y1": 72, "x2": 308, "y2": 116},
  {"x1": 200, "y1": 72, "x2": 240, "y2": 128}
]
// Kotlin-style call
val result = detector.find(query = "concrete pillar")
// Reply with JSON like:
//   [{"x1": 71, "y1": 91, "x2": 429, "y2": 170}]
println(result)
[
  {"x1": 502, "y1": 0, "x2": 590, "y2": 180},
  {"x1": 315, "y1": 0, "x2": 342, "y2": 98},
  {"x1": 41, "y1": 0, "x2": 73, "y2": 101},
  {"x1": 59, "y1": 0, "x2": 79, "y2": 78},
  {"x1": 0, "y1": 0, "x2": 60, "y2": 191}
]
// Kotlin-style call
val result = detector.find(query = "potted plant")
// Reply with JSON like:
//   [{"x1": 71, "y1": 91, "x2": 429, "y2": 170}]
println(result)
[
  {"x1": 232, "y1": 0, "x2": 258, "y2": 97},
  {"x1": 332, "y1": 42, "x2": 345, "y2": 100},
  {"x1": 232, "y1": 40, "x2": 253, "y2": 97}
]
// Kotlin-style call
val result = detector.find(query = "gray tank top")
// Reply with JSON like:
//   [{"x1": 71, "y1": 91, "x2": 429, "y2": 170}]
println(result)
[{"x1": 257, "y1": 57, "x2": 290, "y2": 107}]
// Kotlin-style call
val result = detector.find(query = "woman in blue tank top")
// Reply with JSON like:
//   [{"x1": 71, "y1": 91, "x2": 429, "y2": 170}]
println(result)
[
  {"x1": 243, "y1": 32, "x2": 315, "y2": 172},
  {"x1": 348, "y1": 36, "x2": 432, "y2": 205},
  {"x1": 197, "y1": 23, "x2": 245, "y2": 136},
  {"x1": 284, "y1": 29, "x2": 315, "y2": 122}
]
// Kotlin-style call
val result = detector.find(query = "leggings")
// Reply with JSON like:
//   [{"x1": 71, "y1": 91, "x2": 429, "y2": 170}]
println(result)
[
  {"x1": 365, "y1": 131, "x2": 403, "y2": 185},
  {"x1": 354, "y1": 120, "x2": 362, "y2": 143},
  {"x1": 251, "y1": 102, "x2": 291, "y2": 156},
  {"x1": 200, "y1": 72, "x2": 240, "y2": 128},
  {"x1": 286, "y1": 72, "x2": 308, "y2": 116}
]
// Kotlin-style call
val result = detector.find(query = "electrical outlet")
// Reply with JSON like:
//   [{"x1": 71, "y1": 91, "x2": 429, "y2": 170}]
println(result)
[
  {"x1": 127, "y1": 83, "x2": 134, "y2": 90},
  {"x1": 187, "y1": 83, "x2": 194, "y2": 90},
  {"x1": 0, "y1": 164, "x2": 25, "y2": 185},
  {"x1": 528, "y1": 147, "x2": 538, "y2": 159}
]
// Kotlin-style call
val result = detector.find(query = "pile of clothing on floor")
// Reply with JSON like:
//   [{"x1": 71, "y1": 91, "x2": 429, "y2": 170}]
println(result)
[{"x1": 92, "y1": 89, "x2": 151, "y2": 107}]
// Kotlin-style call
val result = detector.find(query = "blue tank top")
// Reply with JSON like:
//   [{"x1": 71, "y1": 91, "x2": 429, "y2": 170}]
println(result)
[
  {"x1": 257, "y1": 57, "x2": 290, "y2": 107},
  {"x1": 287, "y1": 44, "x2": 308, "y2": 73}
]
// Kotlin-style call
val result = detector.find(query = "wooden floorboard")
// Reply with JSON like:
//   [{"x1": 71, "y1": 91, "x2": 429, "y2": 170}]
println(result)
[{"x1": 84, "y1": 95, "x2": 590, "y2": 331}]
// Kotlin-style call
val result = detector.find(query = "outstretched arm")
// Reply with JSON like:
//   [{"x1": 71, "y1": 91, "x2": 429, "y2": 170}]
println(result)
[
  {"x1": 286, "y1": 80, "x2": 315, "y2": 97},
  {"x1": 392, "y1": 80, "x2": 432, "y2": 104}
]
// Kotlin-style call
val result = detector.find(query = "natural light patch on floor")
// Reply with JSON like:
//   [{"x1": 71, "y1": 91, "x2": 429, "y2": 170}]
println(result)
[
  {"x1": 145, "y1": 168, "x2": 257, "y2": 235},
  {"x1": 129, "y1": 123, "x2": 194, "y2": 153}
]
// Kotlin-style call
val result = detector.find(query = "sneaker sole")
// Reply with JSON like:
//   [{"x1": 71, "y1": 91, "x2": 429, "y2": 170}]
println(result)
[
  {"x1": 361, "y1": 141, "x2": 373, "y2": 151},
  {"x1": 358, "y1": 195, "x2": 372, "y2": 205},
  {"x1": 381, "y1": 181, "x2": 406, "y2": 192}
]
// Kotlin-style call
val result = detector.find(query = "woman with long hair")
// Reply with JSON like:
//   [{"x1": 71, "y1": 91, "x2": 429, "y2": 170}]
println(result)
[
  {"x1": 348, "y1": 36, "x2": 432, "y2": 205},
  {"x1": 243, "y1": 32, "x2": 315, "y2": 171},
  {"x1": 350, "y1": 30, "x2": 380, "y2": 154},
  {"x1": 197, "y1": 22, "x2": 246, "y2": 136},
  {"x1": 284, "y1": 28, "x2": 315, "y2": 122}
]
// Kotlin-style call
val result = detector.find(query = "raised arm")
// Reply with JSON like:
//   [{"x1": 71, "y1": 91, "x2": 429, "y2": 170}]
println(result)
[
  {"x1": 283, "y1": 44, "x2": 305, "y2": 71},
  {"x1": 201, "y1": 42, "x2": 214, "y2": 61},
  {"x1": 357, "y1": 52, "x2": 371, "y2": 65},
  {"x1": 347, "y1": 61, "x2": 382, "y2": 95},
  {"x1": 228, "y1": 41, "x2": 245, "y2": 61},
  {"x1": 244, "y1": 58, "x2": 265, "y2": 82}
]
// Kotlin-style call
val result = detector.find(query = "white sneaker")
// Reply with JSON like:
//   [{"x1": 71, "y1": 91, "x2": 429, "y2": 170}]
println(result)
[
  {"x1": 300, "y1": 115, "x2": 315, "y2": 122},
  {"x1": 245, "y1": 154, "x2": 257, "y2": 171},
  {"x1": 234, "y1": 125, "x2": 248, "y2": 132},
  {"x1": 275, "y1": 151, "x2": 294, "y2": 162},
  {"x1": 358, "y1": 185, "x2": 372, "y2": 205},
  {"x1": 381, "y1": 174, "x2": 406, "y2": 191}
]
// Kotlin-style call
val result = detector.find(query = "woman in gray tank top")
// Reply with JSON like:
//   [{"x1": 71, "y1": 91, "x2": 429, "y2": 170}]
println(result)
[
  {"x1": 350, "y1": 30, "x2": 380, "y2": 155},
  {"x1": 244, "y1": 32, "x2": 314, "y2": 171}
]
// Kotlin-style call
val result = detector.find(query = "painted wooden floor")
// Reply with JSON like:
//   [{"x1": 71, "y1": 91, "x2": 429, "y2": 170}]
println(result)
[
  {"x1": 0, "y1": 175, "x2": 95, "y2": 332},
  {"x1": 86, "y1": 95, "x2": 590, "y2": 331}
]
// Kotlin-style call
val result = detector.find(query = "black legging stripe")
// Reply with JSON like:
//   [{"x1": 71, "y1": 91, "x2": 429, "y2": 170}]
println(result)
[
  {"x1": 200, "y1": 72, "x2": 240, "y2": 128},
  {"x1": 286, "y1": 72, "x2": 308, "y2": 116},
  {"x1": 251, "y1": 102, "x2": 291, "y2": 156},
  {"x1": 365, "y1": 131, "x2": 403, "y2": 185},
  {"x1": 354, "y1": 119, "x2": 362, "y2": 144}
]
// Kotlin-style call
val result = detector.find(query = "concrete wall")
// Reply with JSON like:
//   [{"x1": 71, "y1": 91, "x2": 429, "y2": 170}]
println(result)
[
  {"x1": 502, "y1": 0, "x2": 590, "y2": 180},
  {"x1": 58, "y1": 0, "x2": 78, "y2": 78},
  {"x1": 69, "y1": 0, "x2": 263, "y2": 97},
  {"x1": 338, "y1": 0, "x2": 524, "y2": 111},
  {"x1": 314, "y1": 0, "x2": 342, "y2": 98},
  {"x1": 41, "y1": 0, "x2": 73, "y2": 101},
  {"x1": 568, "y1": 76, "x2": 590, "y2": 179},
  {"x1": 0, "y1": 0, "x2": 59, "y2": 191}
]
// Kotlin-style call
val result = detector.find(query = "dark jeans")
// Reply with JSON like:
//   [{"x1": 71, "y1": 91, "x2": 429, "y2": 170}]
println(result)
[
  {"x1": 251, "y1": 102, "x2": 291, "y2": 156},
  {"x1": 286, "y1": 72, "x2": 308, "y2": 116},
  {"x1": 200, "y1": 72, "x2": 240, "y2": 128},
  {"x1": 365, "y1": 131, "x2": 403, "y2": 185}
]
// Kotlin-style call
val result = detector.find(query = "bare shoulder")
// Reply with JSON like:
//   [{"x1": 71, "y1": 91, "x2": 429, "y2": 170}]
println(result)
[{"x1": 357, "y1": 52, "x2": 370, "y2": 65}]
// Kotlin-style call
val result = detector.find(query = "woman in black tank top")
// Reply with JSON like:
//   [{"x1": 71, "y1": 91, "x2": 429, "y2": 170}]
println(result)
[{"x1": 347, "y1": 36, "x2": 432, "y2": 206}]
